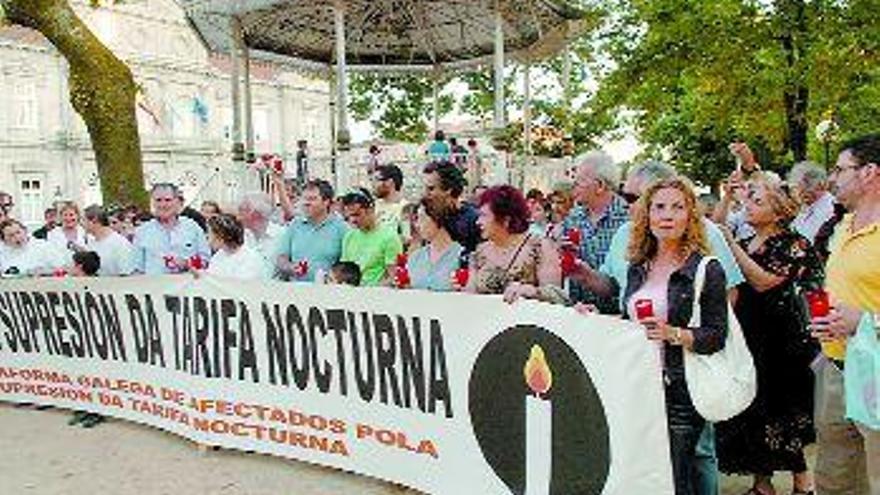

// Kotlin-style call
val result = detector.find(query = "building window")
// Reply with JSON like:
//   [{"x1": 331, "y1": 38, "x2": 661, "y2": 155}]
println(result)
[
  {"x1": 17, "y1": 176, "x2": 44, "y2": 228},
  {"x1": 11, "y1": 82, "x2": 38, "y2": 130}
]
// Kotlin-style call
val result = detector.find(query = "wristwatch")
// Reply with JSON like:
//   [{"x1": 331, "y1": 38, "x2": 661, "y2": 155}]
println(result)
[{"x1": 669, "y1": 327, "x2": 682, "y2": 346}]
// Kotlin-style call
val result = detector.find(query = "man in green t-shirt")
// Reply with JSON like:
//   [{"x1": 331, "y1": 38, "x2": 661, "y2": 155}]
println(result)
[{"x1": 340, "y1": 188, "x2": 403, "y2": 286}]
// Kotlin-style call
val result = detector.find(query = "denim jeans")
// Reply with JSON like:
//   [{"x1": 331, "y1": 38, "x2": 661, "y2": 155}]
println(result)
[
  {"x1": 666, "y1": 368, "x2": 707, "y2": 495},
  {"x1": 694, "y1": 423, "x2": 719, "y2": 495}
]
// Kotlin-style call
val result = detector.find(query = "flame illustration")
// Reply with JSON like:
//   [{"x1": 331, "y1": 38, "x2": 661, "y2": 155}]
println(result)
[{"x1": 523, "y1": 345, "x2": 553, "y2": 397}]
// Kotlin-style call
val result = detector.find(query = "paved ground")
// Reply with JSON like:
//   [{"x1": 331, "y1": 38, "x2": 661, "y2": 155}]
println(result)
[{"x1": 0, "y1": 403, "x2": 810, "y2": 495}]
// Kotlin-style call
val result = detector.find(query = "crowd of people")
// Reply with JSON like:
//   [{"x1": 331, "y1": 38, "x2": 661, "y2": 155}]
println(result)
[{"x1": 1, "y1": 133, "x2": 878, "y2": 495}]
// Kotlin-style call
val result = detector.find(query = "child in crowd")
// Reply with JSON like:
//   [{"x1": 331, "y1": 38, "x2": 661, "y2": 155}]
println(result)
[
  {"x1": 68, "y1": 251, "x2": 105, "y2": 428},
  {"x1": 329, "y1": 261, "x2": 361, "y2": 286}
]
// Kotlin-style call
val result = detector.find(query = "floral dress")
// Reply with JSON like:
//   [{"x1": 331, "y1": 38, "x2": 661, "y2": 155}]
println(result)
[{"x1": 717, "y1": 229, "x2": 823, "y2": 475}]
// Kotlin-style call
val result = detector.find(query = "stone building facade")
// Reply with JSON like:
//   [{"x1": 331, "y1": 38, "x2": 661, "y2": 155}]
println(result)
[{"x1": 0, "y1": 0, "x2": 332, "y2": 228}]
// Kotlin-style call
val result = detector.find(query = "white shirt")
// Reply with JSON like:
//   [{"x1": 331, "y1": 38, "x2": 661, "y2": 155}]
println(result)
[
  {"x1": 87, "y1": 230, "x2": 135, "y2": 276},
  {"x1": 791, "y1": 191, "x2": 836, "y2": 243},
  {"x1": 207, "y1": 245, "x2": 272, "y2": 280},
  {"x1": 46, "y1": 226, "x2": 88, "y2": 253},
  {"x1": 244, "y1": 222, "x2": 284, "y2": 268},
  {"x1": 0, "y1": 239, "x2": 68, "y2": 275}
]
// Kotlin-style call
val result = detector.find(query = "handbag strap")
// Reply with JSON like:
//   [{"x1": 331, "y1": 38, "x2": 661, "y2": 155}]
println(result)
[{"x1": 687, "y1": 256, "x2": 716, "y2": 328}]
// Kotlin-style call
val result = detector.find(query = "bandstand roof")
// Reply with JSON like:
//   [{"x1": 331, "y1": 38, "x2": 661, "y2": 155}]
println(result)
[{"x1": 181, "y1": 0, "x2": 593, "y2": 73}]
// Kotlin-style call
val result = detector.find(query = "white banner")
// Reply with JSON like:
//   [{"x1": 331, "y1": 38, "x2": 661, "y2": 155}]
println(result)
[{"x1": 0, "y1": 275, "x2": 674, "y2": 495}]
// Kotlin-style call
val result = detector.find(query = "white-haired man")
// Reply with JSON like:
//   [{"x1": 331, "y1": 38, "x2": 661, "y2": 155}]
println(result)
[
  {"x1": 238, "y1": 192, "x2": 284, "y2": 271},
  {"x1": 788, "y1": 161, "x2": 839, "y2": 244},
  {"x1": 564, "y1": 151, "x2": 629, "y2": 312}
]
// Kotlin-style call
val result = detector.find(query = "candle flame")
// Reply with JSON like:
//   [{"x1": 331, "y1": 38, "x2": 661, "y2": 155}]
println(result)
[{"x1": 523, "y1": 345, "x2": 553, "y2": 396}]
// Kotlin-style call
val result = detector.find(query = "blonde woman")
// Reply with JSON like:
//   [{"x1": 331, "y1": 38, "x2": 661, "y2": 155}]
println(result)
[
  {"x1": 46, "y1": 201, "x2": 87, "y2": 253},
  {"x1": 623, "y1": 176, "x2": 728, "y2": 495},
  {"x1": 716, "y1": 173, "x2": 822, "y2": 495}
]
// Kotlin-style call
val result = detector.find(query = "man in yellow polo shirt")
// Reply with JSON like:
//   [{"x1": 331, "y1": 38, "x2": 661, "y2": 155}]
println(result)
[{"x1": 811, "y1": 134, "x2": 880, "y2": 495}]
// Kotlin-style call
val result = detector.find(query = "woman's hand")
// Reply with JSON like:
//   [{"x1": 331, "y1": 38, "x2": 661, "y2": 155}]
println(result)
[
  {"x1": 503, "y1": 282, "x2": 539, "y2": 304},
  {"x1": 640, "y1": 316, "x2": 671, "y2": 341}
]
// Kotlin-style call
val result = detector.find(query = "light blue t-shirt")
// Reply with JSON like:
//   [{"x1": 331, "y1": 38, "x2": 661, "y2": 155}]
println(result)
[
  {"x1": 132, "y1": 217, "x2": 211, "y2": 275},
  {"x1": 407, "y1": 242, "x2": 464, "y2": 292},
  {"x1": 276, "y1": 213, "x2": 349, "y2": 282},
  {"x1": 599, "y1": 219, "x2": 745, "y2": 304}
]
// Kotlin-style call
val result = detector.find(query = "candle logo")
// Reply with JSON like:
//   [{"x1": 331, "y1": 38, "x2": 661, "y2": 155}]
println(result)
[
  {"x1": 524, "y1": 345, "x2": 552, "y2": 397},
  {"x1": 469, "y1": 325, "x2": 610, "y2": 495}
]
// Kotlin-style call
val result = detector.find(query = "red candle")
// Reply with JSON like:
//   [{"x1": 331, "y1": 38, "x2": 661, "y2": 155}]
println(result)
[
  {"x1": 454, "y1": 268, "x2": 469, "y2": 287},
  {"x1": 635, "y1": 299, "x2": 655, "y2": 320},
  {"x1": 396, "y1": 253, "x2": 408, "y2": 267},
  {"x1": 567, "y1": 228, "x2": 582, "y2": 246},
  {"x1": 295, "y1": 260, "x2": 309, "y2": 277},
  {"x1": 272, "y1": 158, "x2": 284, "y2": 174},
  {"x1": 395, "y1": 266, "x2": 411, "y2": 288},
  {"x1": 806, "y1": 289, "x2": 830, "y2": 318},
  {"x1": 189, "y1": 255, "x2": 205, "y2": 270},
  {"x1": 560, "y1": 251, "x2": 577, "y2": 275}
]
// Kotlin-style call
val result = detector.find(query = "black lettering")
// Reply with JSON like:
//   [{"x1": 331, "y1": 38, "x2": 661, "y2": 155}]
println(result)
[
  {"x1": 307, "y1": 307, "x2": 331, "y2": 393},
  {"x1": 264, "y1": 303, "x2": 288, "y2": 385},
  {"x1": 326, "y1": 309, "x2": 348, "y2": 396},
  {"x1": 348, "y1": 311, "x2": 375, "y2": 401},
  {"x1": 238, "y1": 302, "x2": 258, "y2": 383},
  {"x1": 373, "y1": 313, "x2": 402, "y2": 407},
  {"x1": 47, "y1": 292, "x2": 72, "y2": 357},
  {"x1": 428, "y1": 319, "x2": 453, "y2": 418},
  {"x1": 398, "y1": 316, "x2": 425, "y2": 412}
]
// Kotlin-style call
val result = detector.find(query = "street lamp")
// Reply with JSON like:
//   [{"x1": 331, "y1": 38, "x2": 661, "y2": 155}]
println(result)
[{"x1": 815, "y1": 118, "x2": 839, "y2": 167}]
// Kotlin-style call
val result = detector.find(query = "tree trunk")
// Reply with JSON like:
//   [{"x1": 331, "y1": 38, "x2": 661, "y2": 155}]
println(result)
[
  {"x1": 778, "y1": 0, "x2": 809, "y2": 162},
  {"x1": 4, "y1": 0, "x2": 147, "y2": 208}
]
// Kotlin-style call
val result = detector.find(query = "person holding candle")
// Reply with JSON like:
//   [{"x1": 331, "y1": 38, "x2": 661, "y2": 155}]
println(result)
[
  {"x1": 457, "y1": 185, "x2": 564, "y2": 304},
  {"x1": 716, "y1": 172, "x2": 823, "y2": 495},
  {"x1": 339, "y1": 188, "x2": 404, "y2": 286},
  {"x1": 809, "y1": 134, "x2": 880, "y2": 495},
  {"x1": 131, "y1": 183, "x2": 211, "y2": 275},
  {"x1": 404, "y1": 198, "x2": 464, "y2": 292},
  {"x1": 46, "y1": 201, "x2": 87, "y2": 255},
  {"x1": 275, "y1": 180, "x2": 348, "y2": 282},
  {"x1": 622, "y1": 176, "x2": 729, "y2": 495}
]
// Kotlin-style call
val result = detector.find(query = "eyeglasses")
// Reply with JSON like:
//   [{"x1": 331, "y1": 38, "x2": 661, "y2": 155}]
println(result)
[
  {"x1": 619, "y1": 190, "x2": 640, "y2": 205},
  {"x1": 829, "y1": 164, "x2": 866, "y2": 175}
]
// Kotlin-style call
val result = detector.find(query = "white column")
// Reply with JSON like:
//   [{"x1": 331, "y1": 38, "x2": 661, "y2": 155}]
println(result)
[
  {"x1": 493, "y1": 6, "x2": 505, "y2": 129},
  {"x1": 229, "y1": 17, "x2": 244, "y2": 162},
  {"x1": 524, "y1": 62, "x2": 532, "y2": 156},
  {"x1": 243, "y1": 41, "x2": 255, "y2": 160},
  {"x1": 334, "y1": 2, "x2": 350, "y2": 149}
]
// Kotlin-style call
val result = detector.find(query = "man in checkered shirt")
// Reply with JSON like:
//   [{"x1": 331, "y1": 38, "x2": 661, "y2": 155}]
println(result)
[{"x1": 563, "y1": 151, "x2": 629, "y2": 313}]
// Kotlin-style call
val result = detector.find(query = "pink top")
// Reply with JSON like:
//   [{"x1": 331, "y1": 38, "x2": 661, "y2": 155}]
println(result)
[{"x1": 628, "y1": 276, "x2": 670, "y2": 323}]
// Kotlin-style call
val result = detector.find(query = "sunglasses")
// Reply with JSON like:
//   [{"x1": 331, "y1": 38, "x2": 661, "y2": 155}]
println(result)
[{"x1": 619, "y1": 190, "x2": 640, "y2": 205}]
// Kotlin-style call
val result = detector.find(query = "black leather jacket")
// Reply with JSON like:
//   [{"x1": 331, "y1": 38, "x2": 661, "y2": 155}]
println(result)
[{"x1": 624, "y1": 252, "x2": 729, "y2": 369}]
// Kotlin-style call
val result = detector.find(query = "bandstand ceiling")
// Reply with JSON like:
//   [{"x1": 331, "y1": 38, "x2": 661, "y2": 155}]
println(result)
[{"x1": 181, "y1": 0, "x2": 594, "y2": 73}]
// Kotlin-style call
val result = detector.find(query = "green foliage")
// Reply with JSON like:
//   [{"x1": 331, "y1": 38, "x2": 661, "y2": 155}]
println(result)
[
  {"x1": 589, "y1": 0, "x2": 880, "y2": 185},
  {"x1": 349, "y1": 73, "x2": 454, "y2": 143}
]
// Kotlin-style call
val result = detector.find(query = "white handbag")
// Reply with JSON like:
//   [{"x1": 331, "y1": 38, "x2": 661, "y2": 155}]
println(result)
[{"x1": 683, "y1": 256, "x2": 757, "y2": 422}]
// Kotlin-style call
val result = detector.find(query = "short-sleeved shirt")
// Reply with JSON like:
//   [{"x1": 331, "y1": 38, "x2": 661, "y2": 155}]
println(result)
[
  {"x1": 341, "y1": 225, "x2": 403, "y2": 286},
  {"x1": 566, "y1": 197, "x2": 630, "y2": 308},
  {"x1": 88, "y1": 231, "x2": 135, "y2": 276},
  {"x1": 601, "y1": 219, "x2": 746, "y2": 309},
  {"x1": 407, "y1": 242, "x2": 464, "y2": 291},
  {"x1": 208, "y1": 246, "x2": 272, "y2": 281},
  {"x1": 824, "y1": 214, "x2": 880, "y2": 359},
  {"x1": 375, "y1": 199, "x2": 406, "y2": 235},
  {"x1": 428, "y1": 141, "x2": 450, "y2": 161},
  {"x1": 131, "y1": 217, "x2": 211, "y2": 275},
  {"x1": 276, "y1": 214, "x2": 348, "y2": 282},
  {"x1": 244, "y1": 222, "x2": 285, "y2": 270}
]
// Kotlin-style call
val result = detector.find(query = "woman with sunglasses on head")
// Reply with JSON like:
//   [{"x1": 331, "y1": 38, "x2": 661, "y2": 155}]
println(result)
[
  {"x1": 622, "y1": 176, "x2": 729, "y2": 495},
  {"x1": 455, "y1": 185, "x2": 564, "y2": 304},
  {"x1": 716, "y1": 172, "x2": 823, "y2": 495}
]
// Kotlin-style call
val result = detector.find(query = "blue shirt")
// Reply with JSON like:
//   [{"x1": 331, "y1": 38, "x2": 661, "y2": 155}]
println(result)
[
  {"x1": 407, "y1": 242, "x2": 464, "y2": 292},
  {"x1": 132, "y1": 217, "x2": 211, "y2": 275},
  {"x1": 276, "y1": 213, "x2": 349, "y2": 282},
  {"x1": 566, "y1": 197, "x2": 630, "y2": 307},
  {"x1": 600, "y1": 218, "x2": 746, "y2": 309}
]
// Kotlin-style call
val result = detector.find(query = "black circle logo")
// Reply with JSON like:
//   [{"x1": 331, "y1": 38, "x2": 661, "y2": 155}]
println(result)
[{"x1": 468, "y1": 325, "x2": 611, "y2": 494}]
